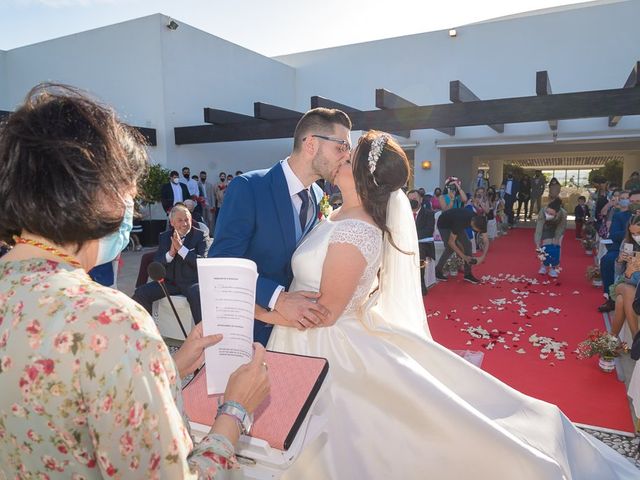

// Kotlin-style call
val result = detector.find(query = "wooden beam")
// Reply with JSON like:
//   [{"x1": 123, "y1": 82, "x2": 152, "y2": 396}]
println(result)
[
  {"x1": 203, "y1": 107, "x2": 264, "y2": 125},
  {"x1": 174, "y1": 86, "x2": 640, "y2": 144},
  {"x1": 535, "y1": 71, "x2": 558, "y2": 131},
  {"x1": 609, "y1": 61, "x2": 639, "y2": 127},
  {"x1": 312, "y1": 94, "x2": 410, "y2": 138},
  {"x1": 253, "y1": 102, "x2": 302, "y2": 121},
  {"x1": 376, "y1": 89, "x2": 454, "y2": 136},
  {"x1": 450, "y1": 80, "x2": 504, "y2": 133}
]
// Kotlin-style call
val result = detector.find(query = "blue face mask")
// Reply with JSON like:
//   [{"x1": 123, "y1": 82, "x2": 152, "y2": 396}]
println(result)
[
  {"x1": 619, "y1": 199, "x2": 630, "y2": 208},
  {"x1": 95, "y1": 198, "x2": 134, "y2": 266}
]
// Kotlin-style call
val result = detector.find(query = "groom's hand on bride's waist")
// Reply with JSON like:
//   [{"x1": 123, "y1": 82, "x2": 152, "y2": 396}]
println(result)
[{"x1": 274, "y1": 291, "x2": 329, "y2": 330}]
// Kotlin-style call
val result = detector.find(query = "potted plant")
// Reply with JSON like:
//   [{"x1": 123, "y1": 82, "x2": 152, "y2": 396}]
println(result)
[
  {"x1": 585, "y1": 265, "x2": 602, "y2": 287},
  {"x1": 137, "y1": 163, "x2": 171, "y2": 247},
  {"x1": 576, "y1": 329, "x2": 627, "y2": 372}
]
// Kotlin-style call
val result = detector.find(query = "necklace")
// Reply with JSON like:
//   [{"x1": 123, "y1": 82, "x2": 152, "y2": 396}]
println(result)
[{"x1": 13, "y1": 236, "x2": 82, "y2": 268}]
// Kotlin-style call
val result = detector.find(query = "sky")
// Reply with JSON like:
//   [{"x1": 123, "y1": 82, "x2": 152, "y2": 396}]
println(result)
[{"x1": 0, "y1": 0, "x2": 594, "y2": 56}]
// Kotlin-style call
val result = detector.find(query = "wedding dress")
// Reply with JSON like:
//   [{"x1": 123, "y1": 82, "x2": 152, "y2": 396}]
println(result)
[{"x1": 267, "y1": 191, "x2": 638, "y2": 479}]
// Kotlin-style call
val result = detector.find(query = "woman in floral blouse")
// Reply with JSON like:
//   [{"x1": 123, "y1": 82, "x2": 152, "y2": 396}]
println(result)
[{"x1": 0, "y1": 84, "x2": 269, "y2": 479}]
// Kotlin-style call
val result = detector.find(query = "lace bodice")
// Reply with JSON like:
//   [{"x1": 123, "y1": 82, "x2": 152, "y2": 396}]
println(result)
[{"x1": 290, "y1": 218, "x2": 382, "y2": 314}]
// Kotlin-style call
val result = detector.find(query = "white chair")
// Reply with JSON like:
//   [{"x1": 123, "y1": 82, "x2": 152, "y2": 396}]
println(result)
[{"x1": 152, "y1": 296, "x2": 195, "y2": 341}]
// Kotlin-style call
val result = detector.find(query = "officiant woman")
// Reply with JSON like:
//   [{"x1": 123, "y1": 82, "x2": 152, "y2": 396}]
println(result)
[{"x1": 0, "y1": 83, "x2": 269, "y2": 478}]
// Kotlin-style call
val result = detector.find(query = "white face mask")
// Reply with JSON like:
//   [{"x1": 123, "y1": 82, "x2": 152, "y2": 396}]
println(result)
[
  {"x1": 633, "y1": 235, "x2": 640, "y2": 244},
  {"x1": 171, "y1": 177, "x2": 179, "y2": 184},
  {"x1": 545, "y1": 213, "x2": 555, "y2": 221}
]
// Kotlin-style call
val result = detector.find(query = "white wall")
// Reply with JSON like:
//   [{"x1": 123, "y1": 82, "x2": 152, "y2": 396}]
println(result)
[
  {"x1": 157, "y1": 16, "x2": 297, "y2": 175},
  {"x1": 277, "y1": 0, "x2": 640, "y2": 191},
  {"x1": 3, "y1": 15, "x2": 168, "y2": 161}
]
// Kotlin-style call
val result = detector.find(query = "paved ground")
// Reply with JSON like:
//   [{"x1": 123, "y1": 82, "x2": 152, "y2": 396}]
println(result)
[{"x1": 116, "y1": 243, "x2": 640, "y2": 467}]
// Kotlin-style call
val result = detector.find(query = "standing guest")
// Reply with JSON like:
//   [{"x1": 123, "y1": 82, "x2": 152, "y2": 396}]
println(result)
[
  {"x1": 200, "y1": 170, "x2": 216, "y2": 231},
  {"x1": 0, "y1": 83, "x2": 269, "y2": 478},
  {"x1": 503, "y1": 172, "x2": 519, "y2": 226},
  {"x1": 226, "y1": 173, "x2": 234, "y2": 183},
  {"x1": 574, "y1": 195, "x2": 590, "y2": 239},
  {"x1": 215, "y1": 171, "x2": 227, "y2": 212},
  {"x1": 191, "y1": 174, "x2": 205, "y2": 219},
  {"x1": 625, "y1": 171, "x2": 640, "y2": 191},
  {"x1": 547, "y1": 177, "x2": 561, "y2": 201},
  {"x1": 408, "y1": 189, "x2": 435, "y2": 296},
  {"x1": 235, "y1": 170, "x2": 243, "y2": 176},
  {"x1": 161, "y1": 170, "x2": 190, "y2": 214},
  {"x1": 133, "y1": 204, "x2": 208, "y2": 325},
  {"x1": 209, "y1": 107, "x2": 350, "y2": 345},
  {"x1": 535, "y1": 198, "x2": 567, "y2": 278},
  {"x1": 431, "y1": 187, "x2": 443, "y2": 211},
  {"x1": 323, "y1": 180, "x2": 341, "y2": 197},
  {"x1": 434, "y1": 208, "x2": 488, "y2": 284},
  {"x1": 516, "y1": 175, "x2": 532, "y2": 221},
  {"x1": 181, "y1": 166, "x2": 200, "y2": 198},
  {"x1": 439, "y1": 177, "x2": 467, "y2": 211},
  {"x1": 530, "y1": 170, "x2": 546, "y2": 219},
  {"x1": 486, "y1": 186, "x2": 498, "y2": 240},
  {"x1": 329, "y1": 192, "x2": 343, "y2": 209},
  {"x1": 469, "y1": 169, "x2": 488, "y2": 194}
]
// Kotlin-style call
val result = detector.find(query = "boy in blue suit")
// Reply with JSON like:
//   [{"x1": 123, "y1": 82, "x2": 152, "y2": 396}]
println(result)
[{"x1": 209, "y1": 108, "x2": 353, "y2": 345}]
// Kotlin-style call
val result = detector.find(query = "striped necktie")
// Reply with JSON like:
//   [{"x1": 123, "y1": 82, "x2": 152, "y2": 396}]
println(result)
[{"x1": 297, "y1": 189, "x2": 310, "y2": 231}]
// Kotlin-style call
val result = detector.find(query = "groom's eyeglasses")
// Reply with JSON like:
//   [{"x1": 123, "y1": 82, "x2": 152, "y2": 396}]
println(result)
[{"x1": 306, "y1": 134, "x2": 351, "y2": 153}]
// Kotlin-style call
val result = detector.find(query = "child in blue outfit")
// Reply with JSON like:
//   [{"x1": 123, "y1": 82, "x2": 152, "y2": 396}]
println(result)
[{"x1": 534, "y1": 198, "x2": 567, "y2": 278}]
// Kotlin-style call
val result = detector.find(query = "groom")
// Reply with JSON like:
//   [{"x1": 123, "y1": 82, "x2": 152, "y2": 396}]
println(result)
[{"x1": 209, "y1": 108, "x2": 353, "y2": 345}]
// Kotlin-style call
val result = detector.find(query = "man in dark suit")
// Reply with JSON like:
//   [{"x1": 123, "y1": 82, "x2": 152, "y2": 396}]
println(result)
[
  {"x1": 503, "y1": 173, "x2": 519, "y2": 226},
  {"x1": 408, "y1": 189, "x2": 435, "y2": 296},
  {"x1": 133, "y1": 204, "x2": 208, "y2": 324},
  {"x1": 160, "y1": 170, "x2": 190, "y2": 214},
  {"x1": 210, "y1": 108, "x2": 352, "y2": 345}
]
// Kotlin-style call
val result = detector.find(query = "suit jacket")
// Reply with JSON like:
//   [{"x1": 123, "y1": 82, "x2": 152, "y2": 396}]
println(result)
[
  {"x1": 203, "y1": 181, "x2": 215, "y2": 208},
  {"x1": 415, "y1": 207, "x2": 436, "y2": 261},
  {"x1": 209, "y1": 161, "x2": 322, "y2": 309},
  {"x1": 154, "y1": 227, "x2": 207, "y2": 290},
  {"x1": 161, "y1": 182, "x2": 190, "y2": 213}
]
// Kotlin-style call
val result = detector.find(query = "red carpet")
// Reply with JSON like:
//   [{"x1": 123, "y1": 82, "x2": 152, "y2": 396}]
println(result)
[{"x1": 426, "y1": 228, "x2": 635, "y2": 433}]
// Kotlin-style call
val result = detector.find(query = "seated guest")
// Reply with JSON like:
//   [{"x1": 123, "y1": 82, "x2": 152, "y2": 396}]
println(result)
[
  {"x1": 598, "y1": 190, "x2": 640, "y2": 312},
  {"x1": 611, "y1": 215, "x2": 640, "y2": 336},
  {"x1": 133, "y1": 204, "x2": 207, "y2": 324},
  {"x1": 408, "y1": 189, "x2": 435, "y2": 295},
  {"x1": 0, "y1": 83, "x2": 269, "y2": 477}
]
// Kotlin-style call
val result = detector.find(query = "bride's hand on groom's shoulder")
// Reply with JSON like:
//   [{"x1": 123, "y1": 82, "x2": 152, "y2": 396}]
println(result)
[{"x1": 275, "y1": 291, "x2": 329, "y2": 330}]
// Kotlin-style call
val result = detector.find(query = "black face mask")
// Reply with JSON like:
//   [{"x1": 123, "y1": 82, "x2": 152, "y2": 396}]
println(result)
[
  {"x1": 219, "y1": 177, "x2": 226, "y2": 182},
  {"x1": 409, "y1": 199, "x2": 420, "y2": 210}
]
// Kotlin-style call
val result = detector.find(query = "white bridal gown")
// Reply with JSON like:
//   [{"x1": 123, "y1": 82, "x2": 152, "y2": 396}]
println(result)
[{"x1": 267, "y1": 195, "x2": 638, "y2": 480}]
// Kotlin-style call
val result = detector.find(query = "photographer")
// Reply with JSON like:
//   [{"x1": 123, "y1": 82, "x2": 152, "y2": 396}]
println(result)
[
  {"x1": 435, "y1": 209, "x2": 488, "y2": 284},
  {"x1": 438, "y1": 176, "x2": 468, "y2": 211}
]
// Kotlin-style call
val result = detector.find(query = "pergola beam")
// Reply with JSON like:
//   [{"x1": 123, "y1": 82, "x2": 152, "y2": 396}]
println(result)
[
  {"x1": 536, "y1": 71, "x2": 558, "y2": 131},
  {"x1": 450, "y1": 80, "x2": 504, "y2": 133},
  {"x1": 312, "y1": 94, "x2": 410, "y2": 138},
  {"x1": 203, "y1": 107, "x2": 264, "y2": 125},
  {"x1": 609, "y1": 61, "x2": 639, "y2": 127},
  {"x1": 253, "y1": 102, "x2": 302, "y2": 121},
  {"x1": 174, "y1": 86, "x2": 640, "y2": 144}
]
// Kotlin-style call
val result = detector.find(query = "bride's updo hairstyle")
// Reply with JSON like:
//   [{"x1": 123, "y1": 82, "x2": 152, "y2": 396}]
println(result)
[{"x1": 352, "y1": 130, "x2": 409, "y2": 239}]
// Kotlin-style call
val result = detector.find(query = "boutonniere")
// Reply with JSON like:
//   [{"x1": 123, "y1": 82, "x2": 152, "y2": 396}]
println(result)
[{"x1": 319, "y1": 193, "x2": 333, "y2": 219}]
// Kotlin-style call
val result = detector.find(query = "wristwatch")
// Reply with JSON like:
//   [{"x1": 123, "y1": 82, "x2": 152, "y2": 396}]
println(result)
[{"x1": 217, "y1": 401, "x2": 253, "y2": 435}]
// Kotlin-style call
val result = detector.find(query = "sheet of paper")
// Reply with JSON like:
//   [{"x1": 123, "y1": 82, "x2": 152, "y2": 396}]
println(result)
[{"x1": 197, "y1": 258, "x2": 257, "y2": 394}]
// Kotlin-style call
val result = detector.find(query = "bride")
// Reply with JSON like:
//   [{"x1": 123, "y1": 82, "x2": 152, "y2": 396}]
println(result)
[{"x1": 258, "y1": 131, "x2": 637, "y2": 479}]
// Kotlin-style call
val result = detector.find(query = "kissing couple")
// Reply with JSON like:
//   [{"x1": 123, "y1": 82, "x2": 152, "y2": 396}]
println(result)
[{"x1": 210, "y1": 109, "x2": 636, "y2": 479}]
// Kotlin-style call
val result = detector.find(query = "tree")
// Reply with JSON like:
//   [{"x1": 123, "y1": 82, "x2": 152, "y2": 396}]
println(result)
[{"x1": 588, "y1": 159, "x2": 623, "y2": 187}]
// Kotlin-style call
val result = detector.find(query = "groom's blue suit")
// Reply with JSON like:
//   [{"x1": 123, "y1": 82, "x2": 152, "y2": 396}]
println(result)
[{"x1": 209, "y1": 161, "x2": 322, "y2": 345}]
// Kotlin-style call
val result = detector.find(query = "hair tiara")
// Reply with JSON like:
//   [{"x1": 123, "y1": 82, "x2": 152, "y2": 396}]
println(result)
[{"x1": 367, "y1": 134, "x2": 389, "y2": 185}]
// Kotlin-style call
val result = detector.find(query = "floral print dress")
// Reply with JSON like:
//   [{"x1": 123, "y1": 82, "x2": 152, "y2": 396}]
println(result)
[{"x1": 0, "y1": 258, "x2": 236, "y2": 479}]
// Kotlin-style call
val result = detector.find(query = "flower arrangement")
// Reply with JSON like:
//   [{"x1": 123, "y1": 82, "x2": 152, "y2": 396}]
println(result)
[
  {"x1": 535, "y1": 247, "x2": 548, "y2": 262},
  {"x1": 319, "y1": 194, "x2": 333, "y2": 219},
  {"x1": 585, "y1": 265, "x2": 601, "y2": 281},
  {"x1": 582, "y1": 220, "x2": 597, "y2": 251},
  {"x1": 576, "y1": 329, "x2": 627, "y2": 359},
  {"x1": 443, "y1": 253, "x2": 464, "y2": 274}
]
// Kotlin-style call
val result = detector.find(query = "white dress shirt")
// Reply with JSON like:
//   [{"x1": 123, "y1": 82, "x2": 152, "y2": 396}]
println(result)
[{"x1": 170, "y1": 182, "x2": 184, "y2": 204}]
